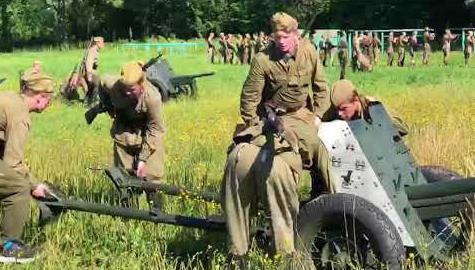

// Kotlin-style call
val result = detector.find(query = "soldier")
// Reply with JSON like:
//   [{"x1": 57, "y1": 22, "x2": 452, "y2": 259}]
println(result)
[
  {"x1": 207, "y1": 32, "x2": 216, "y2": 64},
  {"x1": 83, "y1": 36, "x2": 105, "y2": 103},
  {"x1": 337, "y1": 31, "x2": 349, "y2": 79},
  {"x1": 249, "y1": 33, "x2": 257, "y2": 62},
  {"x1": 222, "y1": 12, "x2": 333, "y2": 267},
  {"x1": 422, "y1": 27, "x2": 435, "y2": 65},
  {"x1": 219, "y1": 33, "x2": 228, "y2": 63},
  {"x1": 372, "y1": 32, "x2": 381, "y2": 64},
  {"x1": 408, "y1": 31, "x2": 418, "y2": 67},
  {"x1": 20, "y1": 60, "x2": 42, "y2": 89},
  {"x1": 464, "y1": 31, "x2": 474, "y2": 66},
  {"x1": 329, "y1": 79, "x2": 408, "y2": 136},
  {"x1": 241, "y1": 34, "x2": 252, "y2": 65},
  {"x1": 98, "y1": 62, "x2": 166, "y2": 214},
  {"x1": 352, "y1": 31, "x2": 360, "y2": 71},
  {"x1": 442, "y1": 29, "x2": 459, "y2": 66},
  {"x1": 387, "y1": 32, "x2": 396, "y2": 66},
  {"x1": 319, "y1": 34, "x2": 327, "y2": 66},
  {"x1": 226, "y1": 34, "x2": 238, "y2": 65},
  {"x1": 397, "y1": 32, "x2": 409, "y2": 67},
  {"x1": 0, "y1": 74, "x2": 54, "y2": 263}
]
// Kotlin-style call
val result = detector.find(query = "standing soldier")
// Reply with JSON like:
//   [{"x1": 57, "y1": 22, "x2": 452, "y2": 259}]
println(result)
[
  {"x1": 352, "y1": 31, "x2": 360, "y2": 71},
  {"x1": 97, "y1": 62, "x2": 166, "y2": 214},
  {"x1": 236, "y1": 34, "x2": 244, "y2": 65},
  {"x1": 338, "y1": 31, "x2": 349, "y2": 79},
  {"x1": 367, "y1": 32, "x2": 375, "y2": 65},
  {"x1": 387, "y1": 32, "x2": 396, "y2": 66},
  {"x1": 249, "y1": 33, "x2": 257, "y2": 62},
  {"x1": 218, "y1": 33, "x2": 228, "y2": 64},
  {"x1": 84, "y1": 36, "x2": 105, "y2": 104},
  {"x1": 206, "y1": 32, "x2": 216, "y2": 64},
  {"x1": 226, "y1": 34, "x2": 237, "y2": 65},
  {"x1": 319, "y1": 34, "x2": 327, "y2": 66},
  {"x1": 372, "y1": 32, "x2": 381, "y2": 64},
  {"x1": 0, "y1": 74, "x2": 54, "y2": 263},
  {"x1": 422, "y1": 27, "x2": 435, "y2": 65},
  {"x1": 241, "y1": 34, "x2": 252, "y2": 65},
  {"x1": 408, "y1": 31, "x2": 418, "y2": 67},
  {"x1": 442, "y1": 29, "x2": 459, "y2": 66},
  {"x1": 397, "y1": 32, "x2": 408, "y2": 67},
  {"x1": 222, "y1": 12, "x2": 333, "y2": 268},
  {"x1": 464, "y1": 30, "x2": 474, "y2": 66}
]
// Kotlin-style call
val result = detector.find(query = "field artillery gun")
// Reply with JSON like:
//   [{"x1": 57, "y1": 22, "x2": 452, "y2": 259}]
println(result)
[
  {"x1": 145, "y1": 58, "x2": 215, "y2": 102},
  {"x1": 37, "y1": 103, "x2": 474, "y2": 269}
]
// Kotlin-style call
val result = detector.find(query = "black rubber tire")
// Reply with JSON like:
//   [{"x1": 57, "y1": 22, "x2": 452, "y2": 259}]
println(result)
[{"x1": 297, "y1": 193, "x2": 405, "y2": 270}]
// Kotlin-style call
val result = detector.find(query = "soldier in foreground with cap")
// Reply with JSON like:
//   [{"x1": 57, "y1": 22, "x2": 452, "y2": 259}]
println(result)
[
  {"x1": 221, "y1": 12, "x2": 333, "y2": 269},
  {"x1": 329, "y1": 79, "x2": 408, "y2": 136},
  {"x1": 96, "y1": 61, "x2": 166, "y2": 214},
  {"x1": 0, "y1": 74, "x2": 55, "y2": 263}
]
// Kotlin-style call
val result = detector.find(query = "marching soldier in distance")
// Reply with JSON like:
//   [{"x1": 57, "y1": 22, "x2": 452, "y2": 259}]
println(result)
[
  {"x1": 387, "y1": 32, "x2": 396, "y2": 66},
  {"x1": 442, "y1": 29, "x2": 459, "y2": 66},
  {"x1": 397, "y1": 32, "x2": 409, "y2": 67},
  {"x1": 464, "y1": 30, "x2": 474, "y2": 66},
  {"x1": 372, "y1": 32, "x2": 382, "y2": 64},
  {"x1": 338, "y1": 31, "x2": 349, "y2": 79},
  {"x1": 206, "y1": 32, "x2": 216, "y2": 64},
  {"x1": 422, "y1": 27, "x2": 435, "y2": 65},
  {"x1": 218, "y1": 33, "x2": 228, "y2": 64},
  {"x1": 408, "y1": 31, "x2": 418, "y2": 67}
]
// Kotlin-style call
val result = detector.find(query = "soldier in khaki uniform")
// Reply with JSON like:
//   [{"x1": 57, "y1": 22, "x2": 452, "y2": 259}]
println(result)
[
  {"x1": 442, "y1": 29, "x2": 459, "y2": 66},
  {"x1": 83, "y1": 36, "x2": 105, "y2": 103},
  {"x1": 387, "y1": 32, "x2": 396, "y2": 66},
  {"x1": 0, "y1": 74, "x2": 54, "y2": 263},
  {"x1": 464, "y1": 31, "x2": 474, "y2": 66},
  {"x1": 221, "y1": 12, "x2": 333, "y2": 267},
  {"x1": 397, "y1": 32, "x2": 409, "y2": 67},
  {"x1": 337, "y1": 31, "x2": 349, "y2": 79},
  {"x1": 422, "y1": 27, "x2": 435, "y2": 65},
  {"x1": 329, "y1": 79, "x2": 408, "y2": 136},
  {"x1": 98, "y1": 62, "x2": 166, "y2": 212}
]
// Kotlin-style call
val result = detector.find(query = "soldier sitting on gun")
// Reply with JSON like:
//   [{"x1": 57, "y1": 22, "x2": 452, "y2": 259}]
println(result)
[
  {"x1": 329, "y1": 79, "x2": 408, "y2": 136},
  {"x1": 91, "y1": 61, "x2": 166, "y2": 214}
]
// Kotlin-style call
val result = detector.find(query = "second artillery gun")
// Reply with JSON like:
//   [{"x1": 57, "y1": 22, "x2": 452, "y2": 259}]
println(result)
[{"x1": 37, "y1": 103, "x2": 474, "y2": 269}]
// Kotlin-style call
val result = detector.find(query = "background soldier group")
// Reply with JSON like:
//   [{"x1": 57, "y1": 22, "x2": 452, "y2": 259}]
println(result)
[{"x1": 207, "y1": 32, "x2": 270, "y2": 65}]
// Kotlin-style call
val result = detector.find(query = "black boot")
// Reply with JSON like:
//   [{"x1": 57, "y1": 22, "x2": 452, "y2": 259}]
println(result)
[{"x1": 146, "y1": 191, "x2": 164, "y2": 215}]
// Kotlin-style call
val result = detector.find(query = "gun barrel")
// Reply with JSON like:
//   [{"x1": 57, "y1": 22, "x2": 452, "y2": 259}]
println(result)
[
  {"x1": 40, "y1": 199, "x2": 226, "y2": 231},
  {"x1": 406, "y1": 177, "x2": 475, "y2": 220}
]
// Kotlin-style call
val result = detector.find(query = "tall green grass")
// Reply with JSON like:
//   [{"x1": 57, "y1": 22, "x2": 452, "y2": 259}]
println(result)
[{"x1": 0, "y1": 47, "x2": 473, "y2": 269}]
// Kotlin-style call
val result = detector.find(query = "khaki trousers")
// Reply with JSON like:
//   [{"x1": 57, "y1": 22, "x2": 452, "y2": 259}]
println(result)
[{"x1": 0, "y1": 160, "x2": 31, "y2": 241}]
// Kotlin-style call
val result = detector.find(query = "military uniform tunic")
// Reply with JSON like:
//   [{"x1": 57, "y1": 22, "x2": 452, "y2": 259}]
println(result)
[
  {"x1": 222, "y1": 39, "x2": 334, "y2": 257},
  {"x1": 100, "y1": 76, "x2": 166, "y2": 181},
  {"x1": 0, "y1": 92, "x2": 34, "y2": 240}
]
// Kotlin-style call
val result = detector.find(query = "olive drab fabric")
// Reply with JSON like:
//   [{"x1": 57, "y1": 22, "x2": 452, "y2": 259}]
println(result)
[
  {"x1": 0, "y1": 92, "x2": 35, "y2": 240},
  {"x1": 99, "y1": 75, "x2": 166, "y2": 181},
  {"x1": 240, "y1": 39, "x2": 331, "y2": 126},
  {"x1": 222, "y1": 29, "x2": 335, "y2": 260}
]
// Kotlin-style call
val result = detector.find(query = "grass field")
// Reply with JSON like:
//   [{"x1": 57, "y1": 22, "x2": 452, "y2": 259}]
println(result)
[{"x1": 0, "y1": 45, "x2": 474, "y2": 269}]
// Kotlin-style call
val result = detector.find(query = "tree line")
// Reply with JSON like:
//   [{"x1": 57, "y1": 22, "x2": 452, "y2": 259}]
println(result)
[{"x1": 0, "y1": 0, "x2": 474, "y2": 51}]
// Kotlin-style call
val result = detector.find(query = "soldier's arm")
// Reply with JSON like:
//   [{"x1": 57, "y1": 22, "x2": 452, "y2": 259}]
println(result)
[
  {"x1": 309, "y1": 45, "x2": 331, "y2": 119},
  {"x1": 3, "y1": 113, "x2": 31, "y2": 181},
  {"x1": 240, "y1": 57, "x2": 265, "y2": 126},
  {"x1": 139, "y1": 88, "x2": 166, "y2": 162}
]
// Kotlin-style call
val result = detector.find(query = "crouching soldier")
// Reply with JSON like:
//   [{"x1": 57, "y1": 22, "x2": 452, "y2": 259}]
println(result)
[
  {"x1": 329, "y1": 79, "x2": 409, "y2": 136},
  {"x1": 0, "y1": 74, "x2": 54, "y2": 263},
  {"x1": 97, "y1": 61, "x2": 166, "y2": 213},
  {"x1": 221, "y1": 12, "x2": 334, "y2": 269}
]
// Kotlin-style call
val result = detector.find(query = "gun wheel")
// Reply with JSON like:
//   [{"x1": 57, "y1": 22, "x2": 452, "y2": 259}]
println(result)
[{"x1": 297, "y1": 193, "x2": 404, "y2": 270}]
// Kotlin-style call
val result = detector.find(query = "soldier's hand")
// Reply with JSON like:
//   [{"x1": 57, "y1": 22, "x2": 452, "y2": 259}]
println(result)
[
  {"x1": 31, "y1": 184, "x2": 47, "y2": 199},
  {"x1": 136, "y1": 161, "x2": 147, "y2": 178}
]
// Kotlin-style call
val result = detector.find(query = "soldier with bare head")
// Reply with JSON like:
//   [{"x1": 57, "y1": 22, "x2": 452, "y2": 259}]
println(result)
[
  {"x1": 442, "y1": 29, "x2": 459, "y2": 66},
  {"x1": 464, "y1": 30, "x2": 474, "y2": 66},
  {"x1": 422, "y1": 27, "x2": 435, "y2": 65}
]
